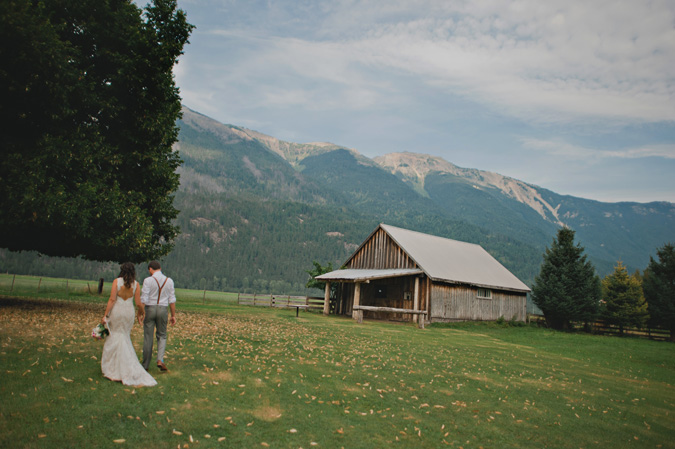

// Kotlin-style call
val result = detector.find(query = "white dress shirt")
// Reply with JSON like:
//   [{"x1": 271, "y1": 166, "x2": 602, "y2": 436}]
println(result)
[{"x1": 141, "y1": 270, "x2": 176, "y2": 306}]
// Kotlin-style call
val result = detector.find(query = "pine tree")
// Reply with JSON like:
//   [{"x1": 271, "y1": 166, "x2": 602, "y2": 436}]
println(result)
[
  {"x1": 531, "y1": 227, "x2": 601, "y2": 330},
  {"x1": 643, "y1": 243, "x2": 675, "y2": 341},
  {"x1": 601, "y1": 262, "x2": 648, "y2": 334}
]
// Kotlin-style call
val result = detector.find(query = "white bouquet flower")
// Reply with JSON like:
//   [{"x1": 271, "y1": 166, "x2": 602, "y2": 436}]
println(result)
[{"x1": 92, "y1": 323, "x2": 110, "y2": 340}]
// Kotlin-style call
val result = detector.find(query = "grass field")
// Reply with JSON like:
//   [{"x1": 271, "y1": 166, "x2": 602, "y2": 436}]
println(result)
[
  {"x1": 1, "y1": 289, "x2": 674, "y2": 448},
  {"x1": 0, "y1": 273, "x2": 239, "y2": 305}
]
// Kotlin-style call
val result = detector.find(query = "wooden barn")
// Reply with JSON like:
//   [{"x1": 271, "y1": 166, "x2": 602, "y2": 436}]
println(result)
[{"x1": 316, "y1": 224, "x2": 530, "y2": 326}]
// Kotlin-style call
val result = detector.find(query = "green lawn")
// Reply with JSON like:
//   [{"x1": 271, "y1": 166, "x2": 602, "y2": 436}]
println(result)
[{"x1": 1, "y1": 294, "x2": 673, "y2": 449}]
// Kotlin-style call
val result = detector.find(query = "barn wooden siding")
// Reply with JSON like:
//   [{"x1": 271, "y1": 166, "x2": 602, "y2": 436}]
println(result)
[
  {"x1": 347, "y1": 228, "x2": 417, "y2": 270},
  {"x1": 430, "y1": 283, "x2": 526, "y2": 322}
]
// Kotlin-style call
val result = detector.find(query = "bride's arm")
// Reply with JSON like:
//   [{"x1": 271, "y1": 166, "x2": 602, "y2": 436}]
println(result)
[
  {"x1": 134, "y1": 282, "x2": 145, "y2": 324},
  {"x1": 102, "y1": 280, "x2": 118, "y2": 324}
]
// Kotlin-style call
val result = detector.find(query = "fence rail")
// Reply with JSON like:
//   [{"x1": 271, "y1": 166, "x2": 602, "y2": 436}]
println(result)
[
  {"x1": 237, "y1": 293, "x2": 325, "y2": 312},
  {"x1": 353, "y1": 305, "x2": 427, "y2": 329},
  {"x1": 591, "y1": 321, "x2": 670, "y2": 341},
  {"x1": 529, "y1": 314, "x2": 671, "y2": 341}
]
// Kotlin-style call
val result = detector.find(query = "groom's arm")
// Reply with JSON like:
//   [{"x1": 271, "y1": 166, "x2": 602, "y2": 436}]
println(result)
[
  {"x1": 167, "y1": 279, "x2": 177, "y2": 325},
  {"x1": 140, "y1": 277, "x2": 151, "y2": 305},
  {"x1": 169, "y1": 303, "x2": 176, "y2": 325}
]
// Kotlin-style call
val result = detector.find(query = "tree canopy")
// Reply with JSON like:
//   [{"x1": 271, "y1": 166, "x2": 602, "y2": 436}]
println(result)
[
  {"x1": 643, "y1": 243, "x2": 675, "y2": 341},
  {"x1": 601, "y1": 261, "x2": 648, "y2": 334},
  {"x1": 305, "y1": 261, "x2": 334, "y2": 291},
  {"x1": 531, "y1": 227, "x2": 601, "y2": 330},
  {"x1": 0, "y1": 0, "x2": 193, "y2": 262}
]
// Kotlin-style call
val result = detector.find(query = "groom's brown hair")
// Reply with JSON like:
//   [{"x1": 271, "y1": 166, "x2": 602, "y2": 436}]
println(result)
[{"x1": 148, "y1": 261, "x2": 161, "y2": 270}]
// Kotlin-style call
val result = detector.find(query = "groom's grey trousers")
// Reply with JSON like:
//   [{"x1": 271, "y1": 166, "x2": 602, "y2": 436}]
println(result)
[{"x1": 143, "y1": 305, "x2": 169, "y2": 369}]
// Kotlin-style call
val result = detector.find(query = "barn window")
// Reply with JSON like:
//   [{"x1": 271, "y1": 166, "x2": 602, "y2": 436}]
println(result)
[{"x1": 477, "y1": 288, "x2": 492, "y2": 299}]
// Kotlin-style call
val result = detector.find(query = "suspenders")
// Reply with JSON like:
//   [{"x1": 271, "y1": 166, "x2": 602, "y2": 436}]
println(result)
[{"x1": 153, "y1": 276, "x2": 169, "y2": 305}]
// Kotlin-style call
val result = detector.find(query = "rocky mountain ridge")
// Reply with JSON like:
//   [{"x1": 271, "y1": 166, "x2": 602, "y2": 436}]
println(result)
[{"x1": 374, "y1": 152, "x2": 566, "y2": 226}]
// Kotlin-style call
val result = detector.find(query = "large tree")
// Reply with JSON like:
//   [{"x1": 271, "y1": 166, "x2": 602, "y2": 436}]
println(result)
[
  {"x1": 531, "y1": 227, "x2": 601, "y2": 330},
  {"x1": 643, "y1": 243, "x2": 675, "y2": 341},
  {"x1": 0, "y1": 0, "x2": 193, "y2": 262},
  {"x1": 601, "y1": 261, "x2": 648, "y2": 335}
]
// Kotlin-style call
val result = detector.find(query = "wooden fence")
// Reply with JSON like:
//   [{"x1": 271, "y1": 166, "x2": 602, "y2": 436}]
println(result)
[
  {"x1": 237, "y1": 293, "x2": 325, "y2": 312},
  {"x1": 591, "y1": 321, "x2": 671, "y2": 341},
  {"x1": 529, "y1": 314, "x2": 671, "y2": 341}
]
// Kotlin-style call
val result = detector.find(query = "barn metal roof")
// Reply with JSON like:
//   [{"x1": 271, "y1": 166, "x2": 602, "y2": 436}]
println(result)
[
  {"x1": 316, "y1": 268, "x2": 424, "y2": 282},
  {"x1": 380, "y1": 224, "x2": 531, "y2": 292}
]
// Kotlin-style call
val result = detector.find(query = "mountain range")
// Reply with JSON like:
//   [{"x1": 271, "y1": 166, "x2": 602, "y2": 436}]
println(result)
[
  {"x1": 169, "y1": 106, "x2": 673, "y2": 291},
  {"x1": 2, "y1": 106, "x2": 673, "y2": 295}
]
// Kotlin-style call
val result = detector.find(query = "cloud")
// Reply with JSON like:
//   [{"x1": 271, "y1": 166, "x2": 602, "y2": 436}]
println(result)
[
  {"x1": 173, "y1": 0, "x2": 675, "y2": 203},
  {"x1": 521, "y1": 138, "x2": 675, "y2": 161},
  {"x1": 188, "y1": 0, "x2": 675, "y2": 125}
]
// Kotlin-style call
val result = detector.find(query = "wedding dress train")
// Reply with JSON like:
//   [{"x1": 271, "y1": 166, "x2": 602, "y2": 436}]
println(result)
[{"x1": 101, "y1": 278, "x2": 157, "y2": 387}]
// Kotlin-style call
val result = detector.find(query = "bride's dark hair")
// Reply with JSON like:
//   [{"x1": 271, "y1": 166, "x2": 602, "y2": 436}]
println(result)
[{"x1": 119, "y1": 262, "x2": 136, "y2": 288}]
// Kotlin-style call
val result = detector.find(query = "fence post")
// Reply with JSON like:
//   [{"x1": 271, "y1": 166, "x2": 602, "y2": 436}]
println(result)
[
  {"x1": 253, "y1": 293, "x2": 256, "y2": 306},
  {"x1": 37, "y1": 278, "x2": 42, "y2": 294},
  {"x1": 203, "y1": 289, "x2": 206, "y2": 304},
  {"x1": 237, "y1": 292, "x2": 240, "y2": 304},
  {"x1": 10, "y1": 274, "x2": 15, "y2": 293}
]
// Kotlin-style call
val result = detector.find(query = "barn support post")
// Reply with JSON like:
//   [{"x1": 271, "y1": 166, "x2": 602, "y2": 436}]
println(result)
[
  {"x1": 352, "y1": 282, "x2": 362, "y2": 322},
  {"x1": 323, "y1": 281, "x2": 331, "y2": 316},
  {"x1": 413, "y1": 277, "x2": 420, "y2": 325}
]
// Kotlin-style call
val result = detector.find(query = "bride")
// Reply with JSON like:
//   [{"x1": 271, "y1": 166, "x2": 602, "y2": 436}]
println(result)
[{"x1": 101, "y1": 262, "x2": 157, "y2": 387}]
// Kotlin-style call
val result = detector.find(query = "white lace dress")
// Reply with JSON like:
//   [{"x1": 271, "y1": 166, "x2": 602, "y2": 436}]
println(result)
[{"x1": 101, "y1": 279, "x2": 157, "y2": 387}]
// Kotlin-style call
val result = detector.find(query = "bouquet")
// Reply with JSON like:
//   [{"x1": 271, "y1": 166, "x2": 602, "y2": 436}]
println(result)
[{"x1": 92, "y1": 323, "x2": 110, "y2": 340}]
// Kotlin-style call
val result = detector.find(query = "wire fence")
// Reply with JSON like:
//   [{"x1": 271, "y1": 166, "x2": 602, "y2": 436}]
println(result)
[{"x1": 0, "y1": 274, "x2": 298, "y2": 307}]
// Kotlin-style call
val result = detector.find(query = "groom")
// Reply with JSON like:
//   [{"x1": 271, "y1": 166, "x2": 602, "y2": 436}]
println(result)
[{"x1": 141, "y1": 261, "x2": 176, "y2": 371}]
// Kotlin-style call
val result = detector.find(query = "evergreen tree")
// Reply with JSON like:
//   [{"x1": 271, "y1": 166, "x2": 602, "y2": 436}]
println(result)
[
  {"x1": 643, "y1": 243, "x2": 675, "y2": 341},
  {"x1": 532, "y1": 227, "x2": 601, "y2": 330},
  {"x1": 601, "y1": 262, "x2": 648, "y2": 334},
  {"x1": 305, "y1": 261, "x2": 334, "y2": 291}
]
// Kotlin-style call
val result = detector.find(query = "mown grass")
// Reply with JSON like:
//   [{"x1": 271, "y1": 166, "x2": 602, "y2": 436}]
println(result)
[{"x1": 1, "y1": 293, "x2": 674, "y2": 449}]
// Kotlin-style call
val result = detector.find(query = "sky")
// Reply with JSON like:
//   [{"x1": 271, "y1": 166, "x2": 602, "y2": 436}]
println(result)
[{"x1": 171, "y1": 0, "x2": 675, "y2": 203}]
